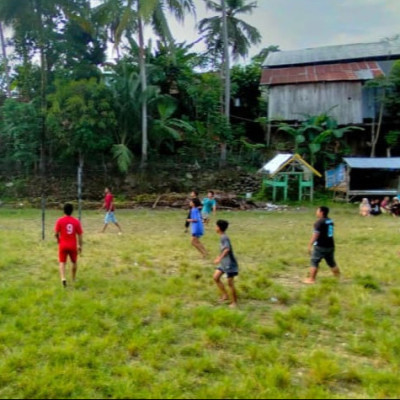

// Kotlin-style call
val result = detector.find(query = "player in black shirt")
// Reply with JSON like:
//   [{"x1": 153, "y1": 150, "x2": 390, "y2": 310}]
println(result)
[{"x1": 304, "y1": 206, "x2": 341, "y2": 284}]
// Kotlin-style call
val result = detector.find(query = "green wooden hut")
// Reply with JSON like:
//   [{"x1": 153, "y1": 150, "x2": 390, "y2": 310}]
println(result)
[{"x1": 260, "y1": 154, "x2": 322, "y2": 202}]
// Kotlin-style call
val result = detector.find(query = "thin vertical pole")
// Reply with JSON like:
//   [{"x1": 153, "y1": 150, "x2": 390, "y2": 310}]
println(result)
[
  {"x1": 78, "y1": 156, "x2": 83, "y2": 221},
  {"x1": 41, "y1": 196, "x2": 46, "y2": 240}
]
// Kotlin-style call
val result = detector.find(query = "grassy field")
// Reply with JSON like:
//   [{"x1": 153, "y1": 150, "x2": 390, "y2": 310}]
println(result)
[{"x1": 0, "y1": 205, "x2": 400, "y2": 399}]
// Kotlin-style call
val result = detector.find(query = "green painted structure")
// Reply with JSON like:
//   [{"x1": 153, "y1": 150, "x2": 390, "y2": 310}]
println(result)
[{"x1": 260, "y1": 154, "x2": 322, "y2": 202}]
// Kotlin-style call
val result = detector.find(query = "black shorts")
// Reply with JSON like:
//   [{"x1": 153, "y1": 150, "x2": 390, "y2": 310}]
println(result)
[
  {"x1": 311, "y1": 247, "x2": 336, "y2": 268},
  {"x1": 217, "y1": 267, "x2": 239, "y2": 278}
]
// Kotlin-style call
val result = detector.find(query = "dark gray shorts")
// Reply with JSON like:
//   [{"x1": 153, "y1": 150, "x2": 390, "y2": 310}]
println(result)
[
  {"x1": 311, "y1": 247, "x2": 336, "y2": 268},
  {"x1": 217, "y1": 267, "x2": 239, "y2": 278}
]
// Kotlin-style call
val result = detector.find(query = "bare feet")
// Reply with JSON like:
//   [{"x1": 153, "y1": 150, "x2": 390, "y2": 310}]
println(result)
[
  {"x1": 302, "y1": 278, "x2": 316, "y2": 284},
  {"x1": 218, "y1": 296, "x2": 229, "y2": 303},
  {"x1": 229, "y1": 302, "x2": 238, "y2": 309}
]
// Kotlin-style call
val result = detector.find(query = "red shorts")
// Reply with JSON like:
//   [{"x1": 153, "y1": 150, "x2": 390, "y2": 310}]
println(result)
[{"x1": 59, "y1": 247, "x2": 78, "y2": 263}]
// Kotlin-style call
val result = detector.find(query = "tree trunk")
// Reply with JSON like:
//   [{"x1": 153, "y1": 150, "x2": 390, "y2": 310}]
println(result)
[
  {"x1": 266, "y1": 121, "x2": 272, "y2": 147},
  {"x1": 138, "y1": 16, "x2": 148, "y2": 169},
  {"x1": 220, "y1": 0, "x2": 230, "y2": 168},
  {"x1": 220, "y1": 143, "x2": 227, "y2": 165},
  {"x1": 0, "y1": 22, "x2": 11, "y2": 97},
  {"x1": 34, "y1": 0, "x2": 48, "y2": 239},
  {"x1": 371, "y1": 99, "x2": 384, "y2": 157}
]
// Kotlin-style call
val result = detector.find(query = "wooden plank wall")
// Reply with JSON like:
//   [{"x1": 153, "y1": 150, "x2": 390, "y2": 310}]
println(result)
[{"x1": 268, "y1": 82, "x2": 363, "y2": 124}]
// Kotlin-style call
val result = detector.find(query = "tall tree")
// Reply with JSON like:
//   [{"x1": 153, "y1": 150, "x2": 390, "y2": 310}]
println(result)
[
  {"x1": 47, "y1": 78, "x2": 116, "y2": 165},
  {"x1": 108, "y1": 60, "x2": 141, "y2": 173},
  {"x1": 55, "y1": 1, "x2": 107, "y2": 80},
  {"x1": 199, "y1": 0, "x2": 261, "y2": 165},
  {"x1": 0, "y1": 22, "x2": 10, "y2": 97},
  {"x1": 1, "y1": 99, "x2": 41, "y2": 171},
  {"x1": 221, "y1": 0, "x2": 230, "y2": 166},
  {"x1": 0, "y1": 0, "x2": 64, "y2": 239},
  {"x1": 0, "y1": 0, "x2": 49, "y2": 170},
  {"x1": 199, "y1": 0, "x2": 261, "y2": 62},
  {"x1": 96, "y1": 0, "x2": 195, "y2": 168}
]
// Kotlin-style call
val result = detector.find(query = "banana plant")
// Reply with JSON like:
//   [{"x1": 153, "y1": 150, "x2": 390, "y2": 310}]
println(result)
[{"x1": 279, "y1": 113, "x2": 363, "y2": 167}]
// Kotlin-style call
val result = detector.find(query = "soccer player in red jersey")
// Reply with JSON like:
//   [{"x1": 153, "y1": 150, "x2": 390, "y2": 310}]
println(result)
[
  {"x1": 55, "y1": 203, "x2": 83, "y2": 288},
  {"x1": 101, "y1": 187, "x2": 122, "y2": 234}
]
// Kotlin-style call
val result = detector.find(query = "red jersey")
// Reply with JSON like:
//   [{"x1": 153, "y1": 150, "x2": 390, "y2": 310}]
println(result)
[
  {"x1": 105, "y1": 193, "x2": 115, "y2": 212},
  {"x1": 55, "y1": 216, "x2": 83, "y2": 249}
]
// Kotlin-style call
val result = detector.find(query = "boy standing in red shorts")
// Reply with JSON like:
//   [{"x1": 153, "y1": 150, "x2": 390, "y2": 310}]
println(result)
[
  {"x1": 55, "y1": 204, "x2": 83, "y2": 287},
  {"x1": 101, "y1": 187, "x2": 122, "y2": 234}
]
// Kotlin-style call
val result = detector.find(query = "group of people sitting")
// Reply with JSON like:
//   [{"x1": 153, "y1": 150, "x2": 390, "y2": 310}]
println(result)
[{"x1": 359, "y1": 196, "x2": 400, "y2": 217}]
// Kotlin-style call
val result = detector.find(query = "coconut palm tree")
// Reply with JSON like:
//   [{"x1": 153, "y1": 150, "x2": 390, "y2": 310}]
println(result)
[
  {"x1": 95, "y1": 0, "x2": 195, "y2": 168},
  {"x1": 199, "y1": 0, "x2": 261, "y2": 62},
  {"x1": 199, "y1": 0, "x2": 261, "y2": 165},
  {"x1": 0, "y1": 22, "x2": 10, "y2": 97}
]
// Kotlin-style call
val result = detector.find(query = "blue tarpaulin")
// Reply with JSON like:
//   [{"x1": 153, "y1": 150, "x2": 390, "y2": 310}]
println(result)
[{"x1": 325, "y1": 164, "x2": 346, "y2": 189}]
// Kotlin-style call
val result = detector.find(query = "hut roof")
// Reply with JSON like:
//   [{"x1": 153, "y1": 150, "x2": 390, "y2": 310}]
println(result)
[
  {"x1": 260, "y1": 154, "x2": 322, "y2": 177},
  {"x1": 263, "y1": 40, "x2": 400, "y2": 68},
  {"x1": 343, "y1": 158, "x2": 400, "y2": 170},
  {"x1": 260, "y1": 61, "x2": 383, "y2": 86}
]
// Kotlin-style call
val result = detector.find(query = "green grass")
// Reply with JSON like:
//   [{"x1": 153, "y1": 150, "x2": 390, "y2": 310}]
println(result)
[{"x1": 0, "y1": 206, "x2": 400, "y2": 399}]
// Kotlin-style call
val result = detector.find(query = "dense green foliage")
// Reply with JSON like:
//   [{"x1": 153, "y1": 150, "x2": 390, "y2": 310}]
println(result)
[
  {"x1": 0, "y1": 0, "x2": 269, "y2": 174},
  {"x1": 278, "y1": 113, "x2": 363, "y2": 169},
  {"x1": 0, "y1": 1, "x2": 398, "y2": 177}
]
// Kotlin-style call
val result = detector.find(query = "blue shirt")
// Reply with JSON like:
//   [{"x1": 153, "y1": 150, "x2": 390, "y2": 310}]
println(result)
[
  {"x1": 202, "y1": 198, "x2": 216, "y2": 214},
  {"x1": 190, "y1": 208, "x2": 204, "y2": 237}
]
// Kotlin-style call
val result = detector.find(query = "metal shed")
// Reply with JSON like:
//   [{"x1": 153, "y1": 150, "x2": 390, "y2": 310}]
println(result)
[
  {"x1": 260, "y1": 154, "x2": 322, "y2": 201},
  {"x1": 260, "y1": 40, "x2": 400, "y2": 125},
  {"x1": 263, "y1": 41, "x2": 400, "y2": 68},
  {"x1": 342, "y1": 158, "x2": 400, "y2": 200}
]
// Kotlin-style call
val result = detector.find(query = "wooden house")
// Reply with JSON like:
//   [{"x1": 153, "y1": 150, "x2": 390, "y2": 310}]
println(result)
[{"x1": 260, "y1": 40, "x2": 400, "y2": 125}]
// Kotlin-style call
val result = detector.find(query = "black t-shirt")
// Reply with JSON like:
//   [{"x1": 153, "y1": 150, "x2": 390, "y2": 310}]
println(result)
[
  {"x1": 370, "y1": 203, "x2": 381, "y2": 215},
  {"x1": 314, "y1": 218, "x2": 335, "y2": 248},
  {"x1": 392, "y1": 203, "x2": 400, "y2": 216}
]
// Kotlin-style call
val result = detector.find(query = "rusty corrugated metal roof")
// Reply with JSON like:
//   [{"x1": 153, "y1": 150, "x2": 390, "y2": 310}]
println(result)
[
  {"x1": 264, "y1": 40, "x2": 400, "y2": 67},
  {"x1": 260, "y1": 62, "x2": 383, "y2": 86}
]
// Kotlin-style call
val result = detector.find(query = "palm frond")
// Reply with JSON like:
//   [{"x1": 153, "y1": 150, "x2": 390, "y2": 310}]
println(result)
[
  {"x1": 112, "y1": 143, "x2": 134, "y2": 173},
  {"x1": 203, "y1": 0, "x2": 221, "y2": 12}
]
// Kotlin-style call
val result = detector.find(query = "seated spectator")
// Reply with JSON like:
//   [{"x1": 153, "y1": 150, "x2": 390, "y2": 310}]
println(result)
[
  {"x1": 381, "y1": 196, "x2": 391, "y2": 214},
  {"x1": 391, "y1": 198, "x2": 400, "y2": 217},
  {"x1": 370, "y1": 199, "x2": 382, "y2": 216},
  {"x1": 360, "y1": 198, "x2": 371, "y2": 217}
]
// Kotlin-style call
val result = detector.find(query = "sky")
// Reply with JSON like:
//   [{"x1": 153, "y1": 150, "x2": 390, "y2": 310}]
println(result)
[
  {"x1": 5, "y1": 0, "x2": 399, "y2": 64},
  {"x1": 164, "y1": 0, "x2": 400, "y2": 62}
]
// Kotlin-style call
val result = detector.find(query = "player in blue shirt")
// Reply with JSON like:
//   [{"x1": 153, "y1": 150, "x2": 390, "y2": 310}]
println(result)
[
  {"x1": 202, "y1": 191, "x2": 217, "y2": 225},
  {"x1": 187, "y1": 198, "x2": 208, "y2": 258}
]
